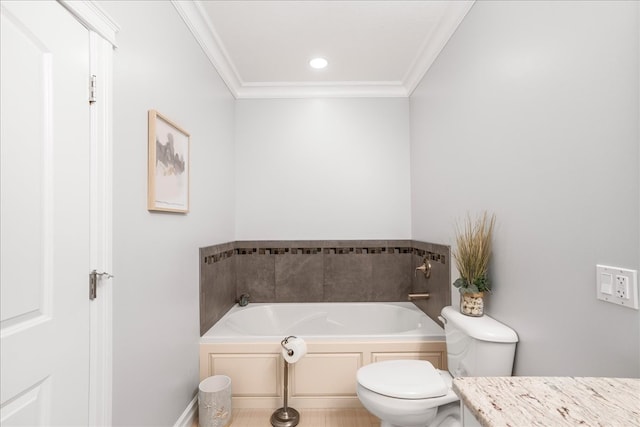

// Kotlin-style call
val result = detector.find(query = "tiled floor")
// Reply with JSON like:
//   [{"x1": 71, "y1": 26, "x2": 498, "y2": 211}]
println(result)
[{"x1": 193, "y1": 408, "x2": 380, "y2": 427}]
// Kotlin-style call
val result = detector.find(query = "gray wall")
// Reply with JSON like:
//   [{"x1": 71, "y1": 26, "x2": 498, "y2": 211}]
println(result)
[
  {"x1": 235, "y1": 98, "x2": 411, "y2": 240},
  {"x1": 100, "y1": 1, "x2": 236, "y2": 425},
  {"x1": 410, "y1": 1, "x2": 639, "y2": 377}
]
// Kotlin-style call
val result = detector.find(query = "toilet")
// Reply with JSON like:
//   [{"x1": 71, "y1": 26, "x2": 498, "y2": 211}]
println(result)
[{"x1": 356, "y1": 306, "x2": 518, "y2": 427}]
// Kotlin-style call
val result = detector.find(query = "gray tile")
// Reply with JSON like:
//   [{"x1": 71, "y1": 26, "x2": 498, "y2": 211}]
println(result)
[
  {"x1": 198, "y1": 239, "x2": 453, "y2": 334},
  {"x1": 275, "y1": 254, "x2": 324, "y2": 302},
  {"x1": 200, "y1": 257, "x2": 236, "y2": 335},
  {"x1": 236, "y1": 254, "x2": 275, "y2": 302},
  {"x1": 200, "y1": 262, "x2": 217, "y2": 335},
  {"x1": 411, "y1": 248, "x2": 451, "y2": 323},
  {"x1": 411, "y1": 254, "x2": 430, "y2": 293},
  {"x1": 372, "y1": 253, "x2": 412, "y2": 301},
  {"x1": 323, "y1": 254, "x2": 373, "y2": 301},
  {"x1": 200, "y1": 241, "x2": 235, "y2": 255},
  {"x1": 411, "y1": 239, "x2": 450, "y2": 254}
]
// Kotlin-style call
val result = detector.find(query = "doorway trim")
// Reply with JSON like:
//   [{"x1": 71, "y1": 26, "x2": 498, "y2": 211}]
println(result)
[
  {"x1": 57, "y1": 2, "x2": 118, "y2": 425},
  {"x1": 59, "y1": 1, "x2": 118, "y2": 48}
]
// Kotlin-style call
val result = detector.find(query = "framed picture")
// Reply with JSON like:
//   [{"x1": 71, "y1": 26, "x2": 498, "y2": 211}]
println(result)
[{"x1": 148, "y1": 110, "x2": 190, "y2": 213}]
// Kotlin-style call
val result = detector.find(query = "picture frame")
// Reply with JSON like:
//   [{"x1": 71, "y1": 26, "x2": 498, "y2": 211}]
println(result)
[{"x1": 147, "y1": 110, "x2": 190, "y2": 213}]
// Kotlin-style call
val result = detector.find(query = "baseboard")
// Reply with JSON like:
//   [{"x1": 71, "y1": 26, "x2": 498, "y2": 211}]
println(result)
[{"x1": 174, "y1": 394, "x2": 198, "y2": 427}]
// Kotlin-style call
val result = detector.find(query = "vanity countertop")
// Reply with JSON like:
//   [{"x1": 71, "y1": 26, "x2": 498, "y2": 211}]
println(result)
[{"x1": 452, "y1": 376, "x2": 640, "y2": 427}]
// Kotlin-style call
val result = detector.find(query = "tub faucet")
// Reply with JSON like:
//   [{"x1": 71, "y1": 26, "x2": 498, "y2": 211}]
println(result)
[
  {"x1": 238, "y1": 293, "x2": 250, "y2": 307},
  {"x1": 415, "y1": 257, "x2": 431, "y2": 278}
]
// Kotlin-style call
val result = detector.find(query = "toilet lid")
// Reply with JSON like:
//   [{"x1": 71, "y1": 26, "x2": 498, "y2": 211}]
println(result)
[{"x1": 357, "y1": 360, "x2": 448, "y2": 399}]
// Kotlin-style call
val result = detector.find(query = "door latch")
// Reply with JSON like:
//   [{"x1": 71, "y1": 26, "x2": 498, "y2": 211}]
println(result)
[{"x1": 89, "y1": 269, "x2": 113, "y2": 300}]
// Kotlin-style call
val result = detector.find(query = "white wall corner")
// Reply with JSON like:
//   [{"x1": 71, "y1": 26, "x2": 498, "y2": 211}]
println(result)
[
  {"x1": 57, "y1": 0, "x2": 119, "y2": 48},
  {"x1": 171, "y1": 0, "x2": 242, "y2": 99},
  {"x1": 403, "y1": 0, "x2": 475, "y2": 96},
  {"x1": 174, "y1": 395, "x2": 198, "y2": 427}
]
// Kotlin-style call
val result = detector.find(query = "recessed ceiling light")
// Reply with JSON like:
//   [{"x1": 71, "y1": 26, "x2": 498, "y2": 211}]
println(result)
[{"x1": 309, "y1": 57, "x2": 328, "y2": 69}]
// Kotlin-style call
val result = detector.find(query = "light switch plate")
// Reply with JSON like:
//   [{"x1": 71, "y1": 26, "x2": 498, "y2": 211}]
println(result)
[
  {"x1": 596, "y1": 265, "x2": 638, "y2": 309},
  {"x1": 599, "y1": 272, "x2": 613, "y2": 295}
]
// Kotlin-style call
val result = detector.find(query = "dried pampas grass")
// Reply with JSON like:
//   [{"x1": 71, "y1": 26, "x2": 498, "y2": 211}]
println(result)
[{"x1": 453, "y1": 212, "x2": 496, "y2": 293}]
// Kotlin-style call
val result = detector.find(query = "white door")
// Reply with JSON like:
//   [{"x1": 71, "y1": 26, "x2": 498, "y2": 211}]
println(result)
[{"x1": 1, "y1": 1, "x2": 92, "y2": 425}]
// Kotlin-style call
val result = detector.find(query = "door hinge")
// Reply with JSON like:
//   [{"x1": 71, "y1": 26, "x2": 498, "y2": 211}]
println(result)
[
  {"x1": 89, "y1": 75, "x2": 97, "y2": 104},
  {"x1": 89, "y1": 269, "x2": 113, "y2": 300}
]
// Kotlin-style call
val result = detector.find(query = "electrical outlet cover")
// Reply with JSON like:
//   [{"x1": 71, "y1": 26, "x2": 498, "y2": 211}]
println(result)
[
  {"x1": 615, "y1": 275, "x2": 629, "y2": 299},
  {"x1": 596, "y1": 265, "x2": 638, "y2": 309}
]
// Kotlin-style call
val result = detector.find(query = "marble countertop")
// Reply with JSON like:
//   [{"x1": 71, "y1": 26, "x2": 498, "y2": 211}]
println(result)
[{"x1": 452, "y1": 376, "x2": 640, "y2": 427}]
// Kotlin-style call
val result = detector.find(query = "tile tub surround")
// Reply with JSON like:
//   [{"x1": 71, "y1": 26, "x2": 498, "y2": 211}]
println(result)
[
  {"x1": 200, "y1": 240, "x2": 450, "y2": 335},
  {"x1": 200, "y1": 241, "x2": 237, "y2": 337},
  {"x1": 452, "y1": 376, "x2": 640, "y2": 427}
]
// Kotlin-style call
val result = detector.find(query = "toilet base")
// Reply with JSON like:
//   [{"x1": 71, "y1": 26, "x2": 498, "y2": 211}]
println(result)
[{"x1": 376, "y1": 402, "x2": 460, "y2": 427}]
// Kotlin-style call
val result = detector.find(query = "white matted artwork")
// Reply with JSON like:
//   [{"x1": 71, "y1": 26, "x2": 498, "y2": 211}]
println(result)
[{"x1": 148, "y1": 110, "x2": 190, "y2": 213}]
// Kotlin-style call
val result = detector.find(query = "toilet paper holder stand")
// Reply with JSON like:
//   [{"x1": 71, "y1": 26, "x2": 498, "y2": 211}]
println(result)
[{"x1": 271, "y1": 336, "x2": 301, "y2": 427}]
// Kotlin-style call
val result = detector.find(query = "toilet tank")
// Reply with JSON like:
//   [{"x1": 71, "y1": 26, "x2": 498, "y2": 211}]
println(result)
[{"x1": 440, "y1": 306, "x2": 518, "y2": 377}]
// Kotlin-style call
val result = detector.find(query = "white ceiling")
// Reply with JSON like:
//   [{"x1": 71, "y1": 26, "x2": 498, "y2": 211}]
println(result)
[{"x1": 174, "y1": 1, "x2": 475, "y2": 98}]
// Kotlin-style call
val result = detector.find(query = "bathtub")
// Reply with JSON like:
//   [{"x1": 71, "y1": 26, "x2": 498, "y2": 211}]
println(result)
[
  {"x1": 199, "y1": 302, "x2": 447, "y2": 408},
  {"x1": 201, "y1": 302, "x2": 444, "y2": 342}
]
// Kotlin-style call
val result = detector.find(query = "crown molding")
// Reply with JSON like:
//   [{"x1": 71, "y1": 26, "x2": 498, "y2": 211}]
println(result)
[
  {"x1": 173, "y1": 0, "x2": 474, "y2": 99},
  {"x1": 236, "y1": 82, "x2": 408, "y2": 99},
  {"x1": 404, "y1": 0, "x2": 475, "y2": 96},
  {"x1": 172, "y1": 0, "x2": 242, "y2": 98}
]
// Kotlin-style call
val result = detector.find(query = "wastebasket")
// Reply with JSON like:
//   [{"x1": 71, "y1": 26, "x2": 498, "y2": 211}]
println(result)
[{"x1": 198, "y1": 375, "x2": 232, "y2": 427}]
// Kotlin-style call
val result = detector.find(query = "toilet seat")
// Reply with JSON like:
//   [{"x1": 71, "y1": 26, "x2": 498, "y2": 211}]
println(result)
[{"x1": 356, "y1": 360, "x2": 448, "y2": 399}]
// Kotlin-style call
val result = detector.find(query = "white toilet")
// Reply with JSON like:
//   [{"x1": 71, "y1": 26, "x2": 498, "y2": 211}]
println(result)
[{"x1": 356, "y1": 306, "x2": 518, "y2": 427}]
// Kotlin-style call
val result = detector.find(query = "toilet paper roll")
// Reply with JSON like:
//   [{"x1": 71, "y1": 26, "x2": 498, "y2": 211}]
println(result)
[{"x1": 282, "y1": 337, "x2": 307, "y2": 364}]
